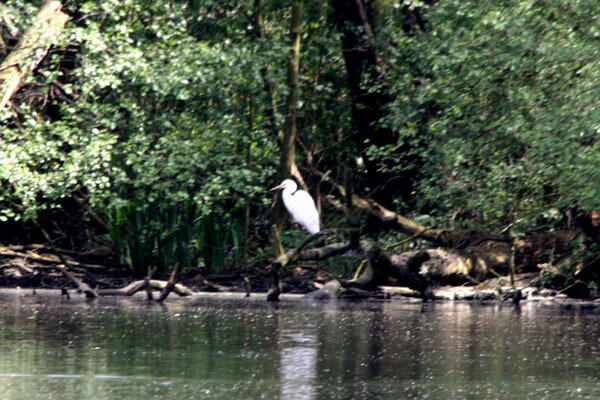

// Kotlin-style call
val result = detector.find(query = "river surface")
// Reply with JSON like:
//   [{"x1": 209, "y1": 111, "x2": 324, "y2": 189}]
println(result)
[{"x1": 0, "y1": 291, "x2": 599, "y2": 399}]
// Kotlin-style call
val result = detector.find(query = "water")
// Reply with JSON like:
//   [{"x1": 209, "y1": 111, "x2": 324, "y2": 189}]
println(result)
[{"x1": 0, "y1": 291, "x2": 599, "y2": 399}]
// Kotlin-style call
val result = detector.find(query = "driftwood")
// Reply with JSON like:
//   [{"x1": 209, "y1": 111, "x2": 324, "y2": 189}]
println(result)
[
  {"x1": 272, "y1": 234, "x2": 517, "y2": 300},
  {"x1": 349, "y1": 246, "x2": 434, "y2": 298},
  {"x1": 0, "y1": 174, "x2": 571, "y2": 302},
  {"x1": 1, "y1": 244, "x2": 127, "y2": 268},
  {"x1": 27, "y1": 217, "x2": 101, "y2": 298},
  {"x1": 157, "y1": 264, "x2": 180, "y2": 302},
  {"x1": 303, "y1": 280, "x2": 341, "y2": 300},
  {"x1": 85, "y1": 264, "x2": 192, "y2": 301},
  {"x1": 264, "y1": 232, "x2": 435, "y2": 300},
  {"x1": 98, "y1": 279, "x2": 195, "y2": 297},
  {"x1": 0, "y1": 249, "x2": 109, "y2": 271},
  {"x1": 0, "y1": 248, "x2": 198, "y2": 300},
  {"x1": 0, "y1": 1, "x2": 69, "y2": 110},
  {"x1": 56, "y1": 265, "x2": 97, "y2": 298}
]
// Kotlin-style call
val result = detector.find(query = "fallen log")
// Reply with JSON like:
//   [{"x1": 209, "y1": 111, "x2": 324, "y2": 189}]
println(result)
[
  {"x1": 290, "y1": 239, "x2": 502, "y2": 300},
  {"x1": 366, "y1": 247, "x2": 434, "y2": 299},
  {"x1": 320, "y1": 172, "x2": 511, "y2": 249},
  {"x1": 295, "y1": 240, "x2": 355, "y2": 261},
  {"x1": 348, "y1": 247, "x2": 502, "y2": 294},
  {"x1": 0, "y1": 250, "x2": 109, "y2": 271},
  {"x1": 98, "y1": 279, "x2": 195, "y2": 297},
  {"x1": 56, "y1": 265, "x2": 97, "y2": 298},
  {"x1": 271, "y1": 237, "x2": 435, "y2": 299},
  {"x1": 2, "y1": 244, "x2": 126, "y2": 267}
]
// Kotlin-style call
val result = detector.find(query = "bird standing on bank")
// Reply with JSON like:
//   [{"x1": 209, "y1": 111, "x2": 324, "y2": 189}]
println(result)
[{"x1": 270, "y1": 179, "x2": 320, "y2": 234}]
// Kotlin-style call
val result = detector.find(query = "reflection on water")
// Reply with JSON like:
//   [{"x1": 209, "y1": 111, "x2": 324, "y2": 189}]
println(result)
[
  {"x1": 0, "y1": 291, "x2": 599, "y2": 399},
  {"x1": 279, "y1": 326, "x2": 318, "y2": 399}
]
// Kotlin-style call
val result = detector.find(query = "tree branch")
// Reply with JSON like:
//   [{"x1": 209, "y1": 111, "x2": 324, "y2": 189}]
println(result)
[{"x1": 0, "y1": 1, "x2": 69, "y2": 110}]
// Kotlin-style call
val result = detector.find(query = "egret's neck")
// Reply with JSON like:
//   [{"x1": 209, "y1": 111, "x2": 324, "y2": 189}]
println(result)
[{"x1": 284, "y1": 185, "x2": 298, "y2": 196}]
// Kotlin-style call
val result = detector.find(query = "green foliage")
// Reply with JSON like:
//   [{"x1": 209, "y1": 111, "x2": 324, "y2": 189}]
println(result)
[
  {"x1": 1, "y1": 0, "x2": 281, "y2": 271},
  {"x1": 4, "y1": 0, "x2": 600, "y2": 276},
  {"x1": 72, "y1": 0, "x2": 282, "y2": 271},
  {"x1": 382, "y1": 0, "x2": 600, "y2": 231}
]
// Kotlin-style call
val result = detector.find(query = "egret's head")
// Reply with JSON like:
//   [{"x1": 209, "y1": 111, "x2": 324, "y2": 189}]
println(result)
[{"x1": 269, "y1": 179, "x2": 297, "y2": 192}]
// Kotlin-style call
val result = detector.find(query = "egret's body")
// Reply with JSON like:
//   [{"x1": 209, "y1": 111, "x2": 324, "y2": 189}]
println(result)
[{"x1": 270, "y1": 179, "x2": 320, "y2": 234}]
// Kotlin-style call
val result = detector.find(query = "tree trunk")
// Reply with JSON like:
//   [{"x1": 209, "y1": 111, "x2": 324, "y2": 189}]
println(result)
[
  {"x1": 330, "y1": 0, "x2": 410, "y2": 208},
  {"x1": 279, "y1": 0, "x2": 305, "y2": 187},
  {"x1": 270, "y1": 0, "x2": 304, "y2": 262},
  {"x1": 0, "y1": 0, "x2": 69, "y2": 110},
  {"x1": 330, "y1": 0, "x2": 394, "y2": 148}
]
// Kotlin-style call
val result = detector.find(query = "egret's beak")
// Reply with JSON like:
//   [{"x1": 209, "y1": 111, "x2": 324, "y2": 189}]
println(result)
[{"x1": 269, "y1": 184, "x2": 284, "y2": 192}]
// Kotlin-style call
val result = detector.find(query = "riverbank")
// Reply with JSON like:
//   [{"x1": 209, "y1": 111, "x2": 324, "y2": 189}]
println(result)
[
  {"x1": 2, "y1": 273, "x2": 600, "y2": 313},
  {"x1": 1, "y1": 245, "x2": 597, "y2": 307}
]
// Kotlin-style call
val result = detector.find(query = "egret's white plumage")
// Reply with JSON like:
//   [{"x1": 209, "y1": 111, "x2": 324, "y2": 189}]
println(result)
[{"x1": 270, "y1": 179, "x2": 320, "y2": 234}]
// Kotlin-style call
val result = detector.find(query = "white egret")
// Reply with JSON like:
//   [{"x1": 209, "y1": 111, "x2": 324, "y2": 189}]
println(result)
[{"x1": 270, "y1": 179, "x2": 320, "y2": 234}]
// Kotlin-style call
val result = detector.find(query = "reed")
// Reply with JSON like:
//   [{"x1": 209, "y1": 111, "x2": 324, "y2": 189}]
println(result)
[{"x1": 106, "y1": 200, "x2": 244, "y2": 273}]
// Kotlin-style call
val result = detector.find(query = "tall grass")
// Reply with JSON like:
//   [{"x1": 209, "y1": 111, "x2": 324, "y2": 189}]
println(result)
[{"x1": 106, "y1": 200, "x2": 244, "y2": 273}]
